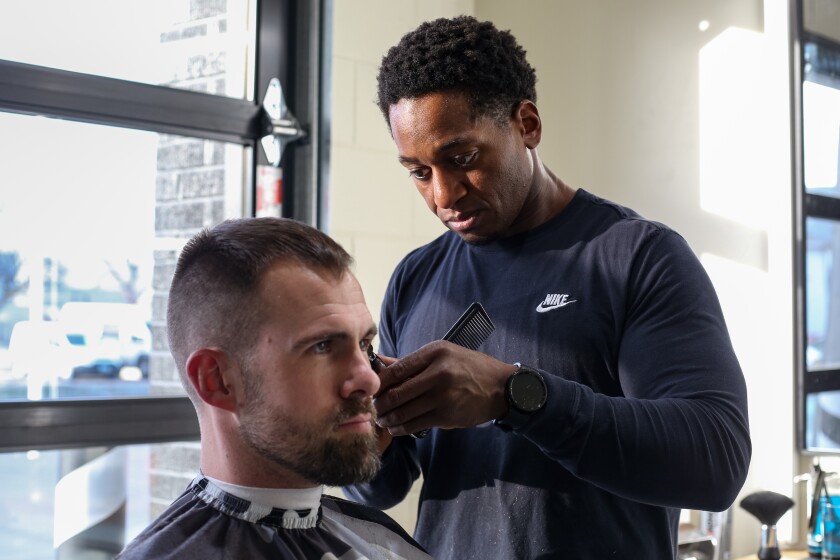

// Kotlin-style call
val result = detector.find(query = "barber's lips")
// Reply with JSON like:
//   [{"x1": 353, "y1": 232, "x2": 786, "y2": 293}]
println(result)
[{"x1": 447, "y1": 210, "x2": 479, "y2": 232}]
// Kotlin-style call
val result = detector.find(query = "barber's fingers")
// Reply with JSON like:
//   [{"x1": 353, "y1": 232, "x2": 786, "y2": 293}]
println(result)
[
  {"x1": 376, "y1": 340, "x2": 448, "y2": 392},
  {"x1": 374, "y1": 367, "x2": 435, "y2": 419},
  {"x1": 382, "y1": 410, "x2": 439, "y2": 438},
  {"x1": 378, "y1": 342, "x2": 515, "y2": 431},
  {"x1": 374, "y1": 364, "x2": 440, "y2": 437},
  {"x1": 374, "y1": 425, "x2": 393, "y2": 455},
  {"x1": 375, "y1": 353, "x2": 397, "y2": 366}
]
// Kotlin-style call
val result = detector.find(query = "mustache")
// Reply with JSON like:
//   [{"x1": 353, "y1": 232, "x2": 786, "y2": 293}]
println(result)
[{"x1": 334, "y1": 398, "x2": 377, "y2": 425}]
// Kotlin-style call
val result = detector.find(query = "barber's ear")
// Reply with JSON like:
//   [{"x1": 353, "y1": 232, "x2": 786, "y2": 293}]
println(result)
[
  {"x1": 186, "y1": 348, "x2": 238, "y2": 413},
  {"x1": 516, "y1": 100, "x2": 542, "y2": 149}
]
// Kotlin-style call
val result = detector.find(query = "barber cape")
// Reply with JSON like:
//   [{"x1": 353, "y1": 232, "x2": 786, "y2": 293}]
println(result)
[{"x1": 117, "y1": 475, "x2": 430, "y2": 560}]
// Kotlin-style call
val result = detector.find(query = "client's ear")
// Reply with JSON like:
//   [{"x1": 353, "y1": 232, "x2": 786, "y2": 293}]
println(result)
[{"x1": 186, "y1": 348, "x2": 238, "y2": 413}]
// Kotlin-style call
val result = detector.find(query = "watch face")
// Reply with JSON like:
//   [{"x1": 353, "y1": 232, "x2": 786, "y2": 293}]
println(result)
[{"x1": 511, "y1": 370, "x2": 546, "y2": 412}]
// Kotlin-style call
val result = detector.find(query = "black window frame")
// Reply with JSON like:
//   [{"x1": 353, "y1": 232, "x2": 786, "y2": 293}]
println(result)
[
  {"x1": 0, "y1": 0, "x2": 329, "y2": 452},
  {"x1": 793, "y1": 0, "x2": 840, "y2": 451}
]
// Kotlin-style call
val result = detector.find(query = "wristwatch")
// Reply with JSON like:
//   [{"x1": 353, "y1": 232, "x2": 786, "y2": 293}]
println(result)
[{"x1": 494, "y1": 363, "x2": 547, "y2": 431}]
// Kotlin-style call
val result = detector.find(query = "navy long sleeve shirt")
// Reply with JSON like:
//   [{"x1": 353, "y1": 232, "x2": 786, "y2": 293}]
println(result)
[{"x1": 345, "y1": 189, "x2": 751, "y2": 559}]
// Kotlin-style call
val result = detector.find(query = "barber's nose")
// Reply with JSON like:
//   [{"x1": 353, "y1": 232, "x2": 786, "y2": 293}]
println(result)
[
  {"x1": 340, "y1": 348, "x2": 380, "y2": 399},
  {"x1": 432, "y1": 172, "x2": 466, "y2": 209}
]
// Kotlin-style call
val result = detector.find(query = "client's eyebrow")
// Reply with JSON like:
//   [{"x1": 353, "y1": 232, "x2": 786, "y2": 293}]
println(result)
[{"x1": 292, "y1": 325, "x2": 378, "y2": 351}]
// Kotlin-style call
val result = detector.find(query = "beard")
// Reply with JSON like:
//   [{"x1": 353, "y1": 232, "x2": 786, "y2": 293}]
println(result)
[{"x1": 238, "y1": 388, "x2": 381, "y2": 487}]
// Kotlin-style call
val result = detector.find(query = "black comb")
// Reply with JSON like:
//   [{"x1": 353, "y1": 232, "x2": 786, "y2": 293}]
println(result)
[
  {"x1": 441, "y1": 302, "x2": 495, "y2": 350},
  {"x1": 411, "y1": 302, "x2": 495, "y2": 438}
]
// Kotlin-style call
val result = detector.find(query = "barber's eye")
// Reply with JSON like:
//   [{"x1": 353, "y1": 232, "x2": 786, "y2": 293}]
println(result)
[
  {"x1": 453, "y1": 151, "x2": 478, "y2": 167},
  {"x1": 408, "y1": 168, "x2": 429, "y2": 180}
]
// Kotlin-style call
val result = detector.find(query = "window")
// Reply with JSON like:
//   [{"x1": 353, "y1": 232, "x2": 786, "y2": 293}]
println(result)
[
  {"x1": 796, "y1": 0, "x2": 840, "y2": 452},
  {"x1": 0, "y1": 115, "x2": 245, "y2": 402},
  {"x1": 0, "y1": 442, "x2": 199, "y2": 559},
  {"x1": 0, "y1": 1, "x2": 251, "y2": 99},
  {"x1": 0, "y1": 0, "x2": 327, "y2": 555}
]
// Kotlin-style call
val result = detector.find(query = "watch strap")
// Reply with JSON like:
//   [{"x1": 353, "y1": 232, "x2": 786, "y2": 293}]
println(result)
[{"x1": 494, "y1": 405, "x2": 533, "y2": 432}]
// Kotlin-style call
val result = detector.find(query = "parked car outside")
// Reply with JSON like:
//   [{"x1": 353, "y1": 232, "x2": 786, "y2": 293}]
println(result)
[
  {"x1": 7, "y1": 320, "x2": 75, "y2": 397},
  {"x1": 58, "y1": 302, "x2": 151, "y2": 379}
]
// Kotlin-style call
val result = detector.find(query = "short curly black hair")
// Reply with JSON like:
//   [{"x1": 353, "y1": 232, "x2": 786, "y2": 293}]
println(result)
[{"x1": 376, "y1": 15, "x2": 537, "y2": 126}]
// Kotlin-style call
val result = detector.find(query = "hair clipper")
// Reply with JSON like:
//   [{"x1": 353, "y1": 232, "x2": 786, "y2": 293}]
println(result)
[{"x1": 366, "y1": 302, "x2": 496, "y2": 440}]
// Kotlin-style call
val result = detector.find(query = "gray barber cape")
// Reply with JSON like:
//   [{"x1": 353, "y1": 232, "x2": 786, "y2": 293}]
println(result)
[{"x1": 117, "y1": 475, "x2": 430, "y2": 560}]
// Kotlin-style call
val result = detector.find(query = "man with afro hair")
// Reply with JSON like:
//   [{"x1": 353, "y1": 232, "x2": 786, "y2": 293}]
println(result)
[{"x1": 344, "y1": 15, "x2": 750, "y2": 559}]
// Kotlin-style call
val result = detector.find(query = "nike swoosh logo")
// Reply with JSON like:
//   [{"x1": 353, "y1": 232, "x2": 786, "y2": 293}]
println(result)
[{"x1": 536, "y1": 300, "x2": 577, "y2": 313}]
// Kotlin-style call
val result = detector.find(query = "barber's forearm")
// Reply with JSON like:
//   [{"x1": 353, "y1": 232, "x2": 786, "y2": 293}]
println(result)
[{"x1": 519, "y1": 374, "x2": 751, "y2": 511}]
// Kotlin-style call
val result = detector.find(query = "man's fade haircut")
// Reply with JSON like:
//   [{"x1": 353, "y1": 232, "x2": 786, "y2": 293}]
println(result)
[
  {"x1": 376, "y1": 15, "x2": 537, "y2": 126},
  {"x1": 166, "y1": 217, "x2": 353, "y2": 403}
]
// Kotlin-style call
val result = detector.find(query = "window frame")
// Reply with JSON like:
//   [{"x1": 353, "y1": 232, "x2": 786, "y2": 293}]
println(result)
[
  {"x1": 0, "y1": 0, "x2": 328, "y2": 452},
  {"x1": 794, "y1": 0, "x2": 840, "y2": 451}
]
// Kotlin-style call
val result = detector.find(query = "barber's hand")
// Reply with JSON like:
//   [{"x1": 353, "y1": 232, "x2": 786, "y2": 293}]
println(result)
[
  {"x1": 374, "y1": 425, "x2": 393, "y2": 455},
  {"x1": 373, "y1": 341, "x2": 515, "y2": 437},
  {"x1": 370, "y1": 353, "x2": 396, "y2": 454}
]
